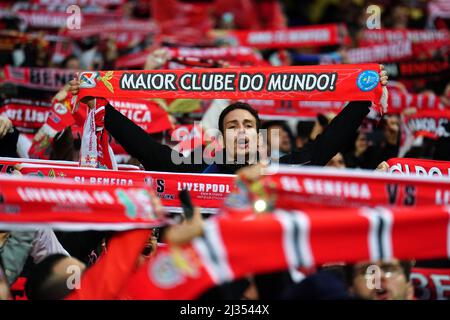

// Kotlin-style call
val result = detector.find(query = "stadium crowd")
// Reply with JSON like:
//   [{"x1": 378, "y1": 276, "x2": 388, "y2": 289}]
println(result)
[{"x1": 0, "y1": 0, "x2": 449, "y2": 300}]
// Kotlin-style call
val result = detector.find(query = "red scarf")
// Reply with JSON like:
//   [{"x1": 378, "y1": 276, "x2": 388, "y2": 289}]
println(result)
[
  {"x1": 13, "y1": 163, "x2": 450, "y2": 211},
  {"x1": 0, "y1": 98, "x2": 51, "y2": 133},
  {"x1": 213, "y1": 24, "x2": 350, "y2": 49},
  {"x1": 115, "y1": 46, "x2": 264, "y2": 69},
  {"x1": 255, "y1": 166, "x2": 450, "y2": 209},
  {"x1": 16, "y1": 163, "x2": 235, "y2": 213},
  {"x1": 61, "y1": 18, "x2": 157, "y2": 49},
  {"x1": 2, "y1": 66, "x2": 77, "y2": 91},
  {"x1": 119, "y1": 204, "x2": 450, "y2": 299},
  {"x1": 0, "y1": 174, "x2": 165, "y2": 231},
  {"x1": 0, "y1": 156, "x2": 140, "y2": 172},
  {"x1": 347, "y1": 41, "x2": 414, "y2": 63},
  {"x1": 28, "y1": 95, "x2": 77, "y2": 159},
  {"x1": 404, "y1": 109, "x2": 450, "y2": 139},
  {"x1": 387, "y1": 158, "x2": 450, "y2": 177},
  {"x1": 411, "y1": 268, "x2": 450, "y2": 300},
  {"x1": 359, "y1": 29, "x2": 450, "y2": 46},
  {"x1": 79, "y1": 98, "x2": 117, "y2": 170},
  {"x1": 76, "y1": 65, "x2": 383, "y2": 106}
]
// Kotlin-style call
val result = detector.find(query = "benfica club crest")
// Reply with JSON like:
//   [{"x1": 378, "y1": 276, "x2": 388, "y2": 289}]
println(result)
[
  {"x1": 79, "y1": 72, "x2": 99, "y2": 88},
  {"x1": 79, "y1": 71, "x2": 114, "y2": 93}
]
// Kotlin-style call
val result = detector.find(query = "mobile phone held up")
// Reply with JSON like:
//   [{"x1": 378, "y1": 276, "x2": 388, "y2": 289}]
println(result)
[{"x1": 179, "y1": 189, "x2": 194, "y2": 221}]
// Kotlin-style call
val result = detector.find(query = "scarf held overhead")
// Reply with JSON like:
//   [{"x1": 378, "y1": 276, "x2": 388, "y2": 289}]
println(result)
[
  {"x1": 76, "y1": 64, "x2": 383, "y2": 104},
  {"x1": 16, "y1": 163, "x2": 235, "y2": 213},
  {"x1": 212, "y1": 24, "x2": 349, "y2": 49},
  {"x1": 0, "y1": 175, "x2": 165, "y2": 231},
  {"x1": 387, "y1": 158, "x2": 450, "y2": 177},
  {"x1": 120, "y1": 205, "x2": 450, "y2": 299},
  {"x1": 254, "y1": 166, "x2": 450, "y2": 209}
]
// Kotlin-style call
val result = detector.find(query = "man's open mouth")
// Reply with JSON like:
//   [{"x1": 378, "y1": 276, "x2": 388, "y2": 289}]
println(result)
[
  {"x1": 236, "y1": 137, "x2": 249, "y2": 149},
  {"x1": 375, "y1": 288, "x2": 388, "y2": 300}
]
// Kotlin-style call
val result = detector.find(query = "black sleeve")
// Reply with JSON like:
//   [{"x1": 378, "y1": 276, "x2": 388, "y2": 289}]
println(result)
[
  {"x1": 280, "y1": 101, "x2": 371, "y2": 166},
  {"x1": 104, "y1": 104, "x2": 203, "y2": 172},
  {"x1": 0, "y1": 127, "x2": 19, "y2": 158}
]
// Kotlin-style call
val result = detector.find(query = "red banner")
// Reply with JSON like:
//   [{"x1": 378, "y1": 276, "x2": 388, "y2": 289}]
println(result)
[
  {"x1": 0, "y1": 98, "x2": 51, "y2": 133},
  {"x1": 0, "y1": 175, "x2": 165, "y2": 231},
  {"x1": 256, "y1": 166, "x2": 450, "y2": 209},
  {"x1": 16, "y1": 164, "x2": 235, "y2": 213},
  {"x1": 77, "y1": 65, "x2": 383, "y2": 103},
  {"x1": 214, "y1": 24, "x2": 349, "y2": 49},
  {"x1": 2, "y1": 66, "x2": 77, "y2": 91},
  {"x1": 0, "y1": 157, "x2": 140, "y2": 174},
  {"x1": 108, "y1": 98, "x2": 171, "y2": 134},
  {"x1": 412, "y1": 268, "x2": 450, "y2": 300},
  {"x1": 387, "y1": 158, "x2": 450, "y2": 177},
  {"x1": 405, "y1": 110, "x2": 450, "y2": 139}
]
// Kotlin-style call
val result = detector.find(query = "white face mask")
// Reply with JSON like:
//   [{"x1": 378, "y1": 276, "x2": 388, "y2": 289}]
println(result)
[
  {"x1": 12, "y1": 49, "x2": 25, "y2": 66},
  {"x1": 270, "y1": 149, "x2": 286, "y2": 160}
]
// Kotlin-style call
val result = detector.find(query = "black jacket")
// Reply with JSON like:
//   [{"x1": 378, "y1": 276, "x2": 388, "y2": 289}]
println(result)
[
  {"x1": 0, "y1": 128, "x2": 19, "y2": 158},
  {"x1": 104, "y1": 101, "x2": 371, "y2": 174}
]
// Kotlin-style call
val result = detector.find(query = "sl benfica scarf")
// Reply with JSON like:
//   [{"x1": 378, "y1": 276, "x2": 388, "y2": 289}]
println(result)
[
  {"x1": 387, "y1": 158, "x2": 450, "y2": 178},
  {"x1": 411, "y1": 268, "x2": 450, "y2": 300},
  {"x1": 405, "y1": 110, "x2": 450, "y2": 139},
  {"x1": 76, "y1": 64, "x2": 383, "y2": 104},
  {"x1": 0, "y1": 98, "x2": 51, "y2": 133},
  {"x1": 248, "y1": 166, "x2": 450, "y2": 210},
  {"x1": 119, "y1": 204, "x2": 450, "y2": 299},
  {"x1": 211, "y1": 24, "x2": 350, "y2": 49},
  {"x1": 2, "y1": 66, "x2": 77, "y2": 92},
  {"x1": 16, "y1": 163, "x2": 234, "y2": 214},
  {"x1": 0, "y1": 175, "x2": 165, "y2": 231}
]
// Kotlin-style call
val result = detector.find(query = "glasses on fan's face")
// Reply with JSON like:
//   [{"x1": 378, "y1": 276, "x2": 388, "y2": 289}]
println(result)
[{"x1": 354, "y1": 262, "x2": 404, "y2": 279}]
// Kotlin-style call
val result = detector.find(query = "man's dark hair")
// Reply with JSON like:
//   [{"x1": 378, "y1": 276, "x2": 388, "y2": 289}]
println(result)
[
  {"x1": 218, "y1": 102, "x2": 261, "y2": 134},
  {"x1": 296, "y1": 120, "x2": 315, "y2": 139},
  {"x1": 60, "y1": 55, "x2": 78, "y2": 69},
  {"x1": 25, "y1": 254, "x2": 73, "y2": 300},
  {"x1": 262, "y1": 120, "x2": 294, "y2": 138}
]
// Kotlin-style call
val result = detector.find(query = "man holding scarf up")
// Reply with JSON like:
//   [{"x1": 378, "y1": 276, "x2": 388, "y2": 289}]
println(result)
[{"x1": 68, "y1": 66, "x2": 388, "y2": 174}]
